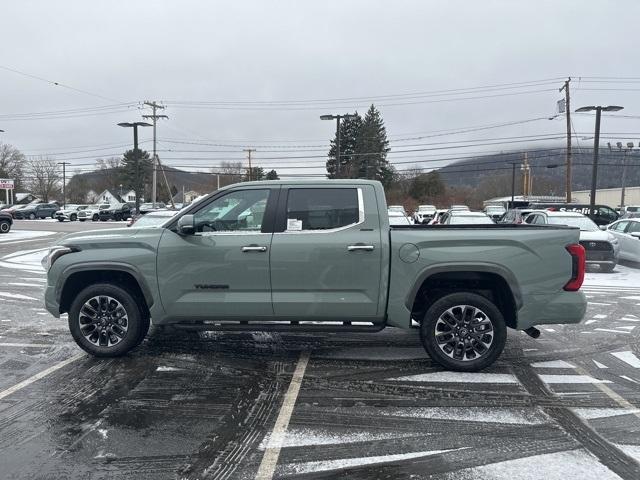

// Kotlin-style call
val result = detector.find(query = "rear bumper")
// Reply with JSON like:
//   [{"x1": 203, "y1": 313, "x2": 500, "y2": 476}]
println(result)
[{"x1": 516, "y1": 290, "x2": 587, "y2": 330}]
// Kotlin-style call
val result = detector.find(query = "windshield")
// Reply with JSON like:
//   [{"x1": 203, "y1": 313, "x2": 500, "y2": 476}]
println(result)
[{"x1": 547, "y1": 216, "x2": 599, "y2": 231}]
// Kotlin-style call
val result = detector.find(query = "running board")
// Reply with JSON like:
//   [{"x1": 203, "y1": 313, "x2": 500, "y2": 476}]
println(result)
[{"x1": 172, "y1": 320, "x2": 385, "y2": 333}]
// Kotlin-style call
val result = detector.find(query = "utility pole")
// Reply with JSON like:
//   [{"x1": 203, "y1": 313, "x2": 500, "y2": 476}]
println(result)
[
  {"x1": 243, "y1": 148, "x2": 256, "y2": 181},
  {"x1": 510, "y1": 162, "x2": 517, "y2": 205},
  {"x1": 559, "y1": 78, "x2": 572, "y2": 202},
  {"x1": 521, "y1": 153, "x2": 531, "y2": 198},
  {"x1": 57, "y1": 162, "x2": 70, "y2": 208},
  {"x1": 143, "y1": 101, "x2": 168, "y2": 208}
]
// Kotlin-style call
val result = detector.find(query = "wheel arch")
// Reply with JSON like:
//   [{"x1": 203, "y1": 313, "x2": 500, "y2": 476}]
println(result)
[
  {"x1": 58, "y1": 263, "x2": 153, "y2": 316},
  {"x1": 406, "y1": 264, "x2": 521, "y2": 329}
]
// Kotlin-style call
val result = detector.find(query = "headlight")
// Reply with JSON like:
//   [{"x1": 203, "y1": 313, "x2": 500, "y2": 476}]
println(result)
[{"x1": 41, "y1": 246, "x2": 75, "y2": 271}]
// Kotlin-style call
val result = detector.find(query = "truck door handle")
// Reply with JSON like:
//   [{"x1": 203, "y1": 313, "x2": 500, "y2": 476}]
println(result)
[
  {"x1": 241, "y1": 245, "x2": 268, "y2": 252},
  {"x1": 347, "y1": 244, "x2": 375, "y2": 252}
]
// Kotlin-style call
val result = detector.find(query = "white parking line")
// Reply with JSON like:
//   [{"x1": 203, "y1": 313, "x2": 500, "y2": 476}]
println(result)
[
  {"x1": 255, "y1": 351, "x2": 310, "y2": 480},
  {"x1": 0, "y1": 343, "x2": 54, "y2": 347},
  {"x1": 574, "y1": 365, "x2": 640, "y2": 421},
  {"x1": 0, "y1": 353, "x2": 84, "y2": 401}
]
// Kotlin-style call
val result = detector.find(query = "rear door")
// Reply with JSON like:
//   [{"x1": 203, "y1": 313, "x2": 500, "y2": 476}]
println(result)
[{"x1": 269, "y1": 185, "x2": 383, "y2": 320}]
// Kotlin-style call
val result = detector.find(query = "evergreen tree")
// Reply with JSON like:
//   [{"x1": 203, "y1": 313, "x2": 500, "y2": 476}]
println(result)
[
  {"x1": 265, "y1": 169, "x2": 279, "y2": 180},
  {"x1": 120, "y1": 148, "x2": 152, "y2": 202},
  {"x1": 354, "y1": 105, "x2": 392, "y2": 185},
  {"x1": 326, "y1": 113, "x2": 362, "y2": 178},
  {"x1": 244, "y1": 166, "x2": 265, "y2": 181}
]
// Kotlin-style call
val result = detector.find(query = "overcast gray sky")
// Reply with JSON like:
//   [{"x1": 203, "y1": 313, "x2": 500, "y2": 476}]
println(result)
[{"x1": 2, "y1": 0, "x2": 640, "y2": 178}]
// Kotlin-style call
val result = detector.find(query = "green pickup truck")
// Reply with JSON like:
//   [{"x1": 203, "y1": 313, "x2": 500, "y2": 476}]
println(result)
[{"x1": 43, "y1": 180, "x2": 587, "y2": 371}]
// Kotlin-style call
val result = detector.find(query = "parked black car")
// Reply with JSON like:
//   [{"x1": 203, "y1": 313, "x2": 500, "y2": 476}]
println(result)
[
  {"x1": 0, "y1": 211, "x2": 12, "y2": 233},
  {"x1": 98, "y1": 203, "x2": 132, "y2": 221},
  {"x1": 13, "y1": 203, "x2": 59, "y2": 219}
]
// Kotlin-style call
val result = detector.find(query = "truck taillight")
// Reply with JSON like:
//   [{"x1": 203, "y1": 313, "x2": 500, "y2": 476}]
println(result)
[{"x1": 564, "y1": 244, "x2": 585, "y2": 291}]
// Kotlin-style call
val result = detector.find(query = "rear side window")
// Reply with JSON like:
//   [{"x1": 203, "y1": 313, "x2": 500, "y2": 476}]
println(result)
[
  {"x1": 612, "y1": 221, "x2": 628, "y2": 232},
  {"x1": 286, "y1": 188, "x2": 359, "y2": 231}
]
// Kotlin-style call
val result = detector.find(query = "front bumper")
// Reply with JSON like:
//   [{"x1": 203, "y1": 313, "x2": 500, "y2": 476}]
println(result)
[
  {"x1": 516, "y1": 290, "x2": 587, "y2": 330},
  {"x1": 44, "y1": 284, "x2": 61, "y2": 318}
]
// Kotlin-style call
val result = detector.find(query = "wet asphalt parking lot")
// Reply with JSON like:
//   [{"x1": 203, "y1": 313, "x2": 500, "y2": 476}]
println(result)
[{"x1": 1, "y1": 220, "x2": 640, "y2": 480}]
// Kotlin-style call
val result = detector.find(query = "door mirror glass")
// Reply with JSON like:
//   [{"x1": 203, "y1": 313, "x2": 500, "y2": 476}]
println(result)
[{"x1": 177, "y1": 214, "x2": 195, "y2": 235}]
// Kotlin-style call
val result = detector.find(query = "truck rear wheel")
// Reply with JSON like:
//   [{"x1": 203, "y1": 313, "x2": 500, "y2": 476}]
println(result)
[
  {"x1": 68, "y1": 283, "x2": 149, "y2": 357},
  {"x1": 420, "y1": 292, "x2": 506, "y2": 372}
]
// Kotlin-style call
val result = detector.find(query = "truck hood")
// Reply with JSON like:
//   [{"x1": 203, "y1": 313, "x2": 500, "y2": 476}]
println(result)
[
  {"x1": 58, "y1": 227, "x2": 154, "y2": 246},
  {"x1": 579, "y1": 230, "x2": 611, "y2": 242}
]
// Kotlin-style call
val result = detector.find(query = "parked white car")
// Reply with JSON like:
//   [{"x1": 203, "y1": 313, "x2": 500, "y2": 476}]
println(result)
[
  {"x1": 525, "y1": 211, "x2": 620, "y2": 271},
  {"x1": 77, "y1": 203, "x2": 111, "y2": 222},
  {"x1": 388, "y1": 205, "x2": 407, "y2": 216},
  {"x1": 413, "y1": 205, "x2": 437, "y2": 224},
  {"x1": 55, "y1": 204, "x2": 89, "y2": 222},
  {"x1": 605, "y1": 218, "x2": 640, "y2": 262},
  {"x1": 388, "y1": 211, "x2": 412, "y2": 226},
  {"x1": 450, "y1": 204, "x2": 470, "y2": 212},
  {"x1": 440, "y1": 211, "x2": 495, "y2": 225}
]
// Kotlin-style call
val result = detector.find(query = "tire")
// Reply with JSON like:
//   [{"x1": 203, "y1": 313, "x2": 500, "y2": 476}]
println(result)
[
  {"x1": 420, "y1": 292, "x2": 507, "y2": 372},
  {"x1": 600, "y1": 263, "x2": 615, "y2": 273},
  {"x1": 51, "y1": 213, "x2": 56, "y2": 219},
  {"x1": 29, "y1": 213, "x2": 36, "y2": 220},
  {"x1": 70, "y1": 214, "x2": 77, "y2": 222},
  {"x1": 114, "y1": 213, "x2": 121, "y2": 221},
  {"x1": 79, "y1": 219, "x2": 86, "y2": 222},
  {"x1": 58, "y1": 218, "x2": 64, "y2": 222},
  {"x1": 92, "y1": 214, "x2": 99, "y2": 221},
  {"x1": 0, "y1": 220, "x2": 10, "y2": 233},
  {"x1": 68, "y1": 283, "x2": 149, "y2": 357}
]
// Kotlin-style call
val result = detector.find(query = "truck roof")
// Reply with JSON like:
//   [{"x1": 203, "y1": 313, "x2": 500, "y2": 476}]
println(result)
[{"x1": 218, "y1": 179, "x2": 383, "y2": 190}]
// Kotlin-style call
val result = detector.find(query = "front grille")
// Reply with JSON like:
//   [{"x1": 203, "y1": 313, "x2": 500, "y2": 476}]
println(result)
[{"x1": 580, "y1": 241, "x2": 612, "y2": 252}]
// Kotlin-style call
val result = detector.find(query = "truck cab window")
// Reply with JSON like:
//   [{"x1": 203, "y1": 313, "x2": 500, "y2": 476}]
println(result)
[
  {"x1": 193, "y1": 189, "x2": 270, "y2": 233},
  {"x1": 286, "y1": 188, "x2": 359, "y2": 231}
]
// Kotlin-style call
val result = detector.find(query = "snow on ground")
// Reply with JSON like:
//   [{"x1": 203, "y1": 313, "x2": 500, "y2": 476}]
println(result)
[
  {"x1": 571, "y1": 407, "x2": 640, "y2": 420},
  {"x1": 0, "y1": 230, "x2": 55, "y2": 243},
  {"x1": 583, "y1": 263, "x2": 640, "y2": 289},
  {"x1": 389, "y1": 372, "x2": 519, "y2": 383},
  {"x1": 259, "y1": 428, "x2": 421, "y2": 449},
  {"x1": 441, "y1": 449, "x2": 623, "y2": 480},
  {"x1": 279, "y1": 448, "x2": 463, "y2": 476},
  {"x1": 376, "y1": 407, "x2": 549, "y2": 425},
  {"x1": 0, "y1": 248, "x2": 48, "y2": 273}
]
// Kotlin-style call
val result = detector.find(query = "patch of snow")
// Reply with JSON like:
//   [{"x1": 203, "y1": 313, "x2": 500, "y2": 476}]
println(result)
[
  {"x1": 544, "y1": 328, "x2": 556, "y2": 332},
  {"x1": 260, "y1": 428, "x2": 420, "y2": 450},
  {"x1": 593, "y1": 314, "x2": 608, "y2": 319},
  {"x1": 594, "y1": 328, "x2": 630, "y2": 334},
  {"x1": 585, "y1": 320, "x2": 597, "y2": 325},
  {"x1": 156, "y1": 366, "x2": 182, "y2": 372},
  {"x1": 620, "y1": 375, "x2": 638, "y2": 384},
  {"x1": 441, "y1": 449, "x2": 622, "y2": 480},
  {"x1": 0, "y1": 291, "x2": 37, "y2": 301},
  {"x1": 572, "y1": 408, "x2": 640, "y2": 420},
  {"x1": 0, "y1": 230, "x2": 55, "y2": 244},
  {"x1": 587, "y1": 302, "x2": 612, "y2": 306},
  {"x1": 97, "y1": 429, "x2": 108, "y2": 439},
  {"x1": 538, "y1": 374, "x2": 611, "y2": 384},
  {"x1": 8, "y1": 282, "x2": 42, "y2": 287},
  {"x1": 280, "y1": 448, "x2": 463, "y2": 475},
  {"x1": 593, "y1": 360, "x2": 609, "y2": 369},
  {"x1": 531, "y1": 360, "x2": 575, "y2": 369},
  {"x1": 388, "y1": 372, "x2": 518, "y2": 384},
  {"x1": 583, "y1": 263, "x2": 640, "y2": 289},
  {"x1": 621, "y1": 296, "x2": 640, "y2": 300},
  {"x1": 377, "y1": 407, "x2": 548, "y2": 425},
  {"x1": 0, "y1": 248, "x2": 48, "y2": 272},
  {"x1": 615, "y1": 444, "x2": 640, "y2": 463}
]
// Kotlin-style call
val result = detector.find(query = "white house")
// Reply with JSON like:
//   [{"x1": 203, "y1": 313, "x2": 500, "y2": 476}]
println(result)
[
  {"x1": 97, "y1": 190, "x2": 122, "y2": 204},
  {"x1": 122, "y1": 189, "x2": 138, "y2": 203}
]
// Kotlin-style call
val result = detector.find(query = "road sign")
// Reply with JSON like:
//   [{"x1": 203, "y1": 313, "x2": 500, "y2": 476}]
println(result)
[{"x1": 0, "y1": 179, "x2": 14, "y2": 189}]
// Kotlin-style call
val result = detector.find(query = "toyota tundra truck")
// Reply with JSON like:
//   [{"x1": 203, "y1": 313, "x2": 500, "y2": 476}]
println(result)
[{"x1": 43, "y1": 180, "x2": 587, "y2": 371}]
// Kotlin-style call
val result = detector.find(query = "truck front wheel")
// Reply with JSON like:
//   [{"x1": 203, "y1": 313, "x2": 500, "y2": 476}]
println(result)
[
  {"x1": 68, "y1": 283, "x2": 149, "y2": 357},
  {"x1": 420, "y1": 292, "x2": 506, "y2": 372}
]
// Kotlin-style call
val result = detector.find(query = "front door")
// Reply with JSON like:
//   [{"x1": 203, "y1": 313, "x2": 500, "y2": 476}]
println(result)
[
  {"x1": 156, "y1": 187, "x2": 276, "y2": 321},
  {"x1": 269, "y1": 185, "x2": 383, "y2": 320}
]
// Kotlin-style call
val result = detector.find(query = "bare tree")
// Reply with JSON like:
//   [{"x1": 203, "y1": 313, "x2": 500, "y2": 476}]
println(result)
[
  {"x1": 27, "y1": 157, "x2": 60, "y2": 202},
  {"x1": 216, "y1": 161, "x2": 243, "y2": 187},
  {"x1": 0, "y1": 143, "x2": 25, "y2": 202}
]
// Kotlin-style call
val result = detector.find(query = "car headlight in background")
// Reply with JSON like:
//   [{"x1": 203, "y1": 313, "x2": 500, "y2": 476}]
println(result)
[{"x1": 41, "y1": 246, "x2": 76, "y2": 271}]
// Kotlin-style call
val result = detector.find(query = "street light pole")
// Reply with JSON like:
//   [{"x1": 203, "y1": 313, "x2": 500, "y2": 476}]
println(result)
[
  {"x1": 118, "y1": 122, "x2": 152, "y2": 214},
  {"x1": 575, "y1": 105, "x2": 624, "y2": 215},
  {"x1": 57, "y1": 162, "x2": 70, "y2": 208},
  {"x1": 320, "y1": 113, "x2": 356, "y2": 179}
]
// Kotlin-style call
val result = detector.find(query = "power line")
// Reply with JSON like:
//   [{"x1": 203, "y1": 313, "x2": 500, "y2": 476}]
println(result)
[{"x1": 0, "y1": 64, "x2": 123, "y2": 103}]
